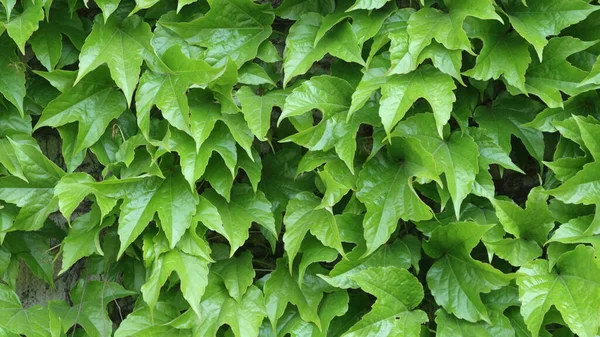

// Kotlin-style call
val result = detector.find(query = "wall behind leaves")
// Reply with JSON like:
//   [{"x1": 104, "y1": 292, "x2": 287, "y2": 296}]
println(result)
[{"x1": 1, "y1": 0, "x2": 600, "y2": 336}]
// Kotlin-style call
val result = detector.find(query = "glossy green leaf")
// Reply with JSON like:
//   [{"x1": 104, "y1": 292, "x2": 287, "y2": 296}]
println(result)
[
  {"x1": 30, "y1": 22, "x2": 62, "y2": 71},
  {"x1": 283, "y1": 192, "x2": 344, "y2": 268},
  {"x1": 35, "y1": 69, "x2": 127, "y2": 154},
  {"x1": 160, "y1": 0, "x2": 274, "y2": 66},
  {"x1": 465, "y1": 19, "x2": 532, "y2": 93},
  {"x1": 342, "y1": 267, "x2": 427, "y2": 337},
  {"x1": 283, "y1": 13, "x2": 364, "y2": 86},
  {"x1": 356, "y1": 138, "x2": 437, "y2": 255},
  {"x1": 135, "y1": 47, "x2": 226, "y2": 138},
  {"x1": 378, "y1": 65, "x2": 456, "y2": 136},
  {"x1": 211, "y1": 251, "x2": 255, "y2": 303},
  {"x1": 5, "y1": 0, "x2": 44, "y2": 54},
  {"x1": 517, "y1": 245, "x2": 600, "y2": 337},
  {"x1": 203, "y1": 185, "x2": 276, "y2": 255},
  {"x1": 424, "y1": 222, "x2": 512, "y2": 322},
  {"x1": 0, "y1": 42, "x2": 26, "y2": 115},
  {"x1": 141, "y1": 247, "x2": 210, "y2": 317},
  {"x1": 76, "y1": 15, "x2": 153, "y2": 105},
  {"x1": 522, "y1": 37, "x2": 598, "y2": 108},
  {"x1": 504, "y1": 0, "x2": 598, "y2": 60}
]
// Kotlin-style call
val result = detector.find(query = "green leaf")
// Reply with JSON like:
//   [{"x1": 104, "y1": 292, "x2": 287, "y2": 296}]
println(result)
[
  {"x1": 160, "y1": 0, "x2": 274, "y2": 66},
  {"x1": 173, "y1": 123, "x2": 238, "y2": 190},
  {"x1": 95, "y1": 0, "x2": 120, "y2": 21},
  {"x1": 60, "y1": 206, "x2": 108, "y2": 274},
  {"x1": 211, "y1": 251, "x2": 255, "y2": 303},
  {"x1": 280, "y1": 75, "x2": 354, "y2": 122},
  {"x1": 0, "y1": 42, "x2": 26, "y2": 115},
  {"x1": 378, "y1": 65, "x2": 456, "y2": 136},
  {"x1": 394, "y1": 113, "x2": 480, "y2": 218},
  {"x1": 260, "y1": 148, "x2": 315, "y2": 217},
  {"x1": 275, "y1": 0, "x2": 334, "y2": 20},
  {"x1": 283, "y1": 192, "x2": 344, "y2": 268},
  {"x1": 342, "y1": 267, "x2": 427, "y2": 337},
  {"x1": 52, "y1": 280, "x2": 135, "y2": 337},
  {"x1": 317, "y1": 158, "x2": 355, "y2": 208},
  {"x1": 29, "y1": 22, "x2": 62, "y2": 72},
  {"x1": 424, "y1": 221, "x2": 512, "y2": 322},
  {"x1": 34, "y1": 68, "x2": 127, "y2": 154},
  {"x1": 525, "y1": 92, "x2": 598, "y2": 133},
  {"x1": 547, "y1": 215, "x2": 600, "y2": 249},
  {"x1": 348, "y1": 0, "x2": 387, "y2": 11},
  {"x1": 517, "y1": 245, "x2": 600, "y2": 337},
  {"x1": 474, "y1": 93, "x2": 545, "y2": 163},
  {"x1": 356, "y1": 138, "x2": 437, "y2": 255},
  {"x1": 76, "y1": 15, "x2": 153, "y2": 105},
  {"x1": 135, "y1": 47, "x2": 226, "y2": 138},
  {"x1": 574, "y1": 115, "x2": 600, "y2": 159},
  {"x1": 465, "y1": 19, "x2": 532, "y2": 93},
  {"x1": 282, "y1": 107, "x2": 377, "y2": 173},
  {"x1": 270, "y1": 290, "x2": 348, "y2": 337},
  {"x1": 494, "y1": 187, "x2": 554, "y2": 245},
  {"x1": 141, "y1": 248, "x2": 210, "y2": 318},
  {"x1": 283, "y1": 13, "x2": 364, "y2": 86},
  {"x1": 185, "y1": 274, "x2": 267, "y2": 337},
  {"x1": 238, "y1": 63, "x2": 275, "y2": 86},
  {"x1": 115, "y1": 302, "x2": 189, "y2": 337},
  {"x1": 264, "y1": 259, "x2": 326, "y2": 329},
  {"x1": 435, "y1": 308, "x2": 516, "y2": 337},
  {"x1": 203, "y1": 184, "x2": 276, "y2": 256},
  {"x1": 0, "y1": 284, "x2": 61, "y2": 336},
  {"x1": 297, "y1": 237, "x2": 339, "y2": 283},
  {"x1": 546, "y1": 161, "x2": 600, "y2": 234},
  {"x1": 236, "y1": 86, "x2": 285, "y2": 141},
  {"x1": 5, "y1": 0, "x2": 44, "y2": 54},
  {"x1": 55, "y1": 170, "x2": 199, "y2": 255},
  {"x1": 522, "y1": 37, "x2": 598, "y2": 108},
  {"x1": 322, "y1": 238, "x2": 415, "y2": 289},
  {"x1": 407, "y1": 2, "x2": 501, "y2": 59},
  {"x1": 470, "y1": 128, "x2": 524, "y2": 173},
  {"x1": 54, "y1": 173, "x2": 117, "y2": 222},
  {"x1": 504, "y1": 0, "x2": 598, "y2": 60},
  {"x1": 0, "y1": 138, "x2": 64, "y2": 233},
  {"x1": 349, "y1": 54, "x2": 390, "y2": 115}
]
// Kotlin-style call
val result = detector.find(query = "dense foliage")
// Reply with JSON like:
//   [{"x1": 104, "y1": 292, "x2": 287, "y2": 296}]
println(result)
[{"x1": 1, "y1": 0, "x2": 600, "y2": 335}]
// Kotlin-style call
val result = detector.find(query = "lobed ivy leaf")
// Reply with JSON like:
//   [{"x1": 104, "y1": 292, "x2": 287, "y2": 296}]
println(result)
[
  {"x1": 283, "y1": 13, "x2": 364, "y2": 86},
  {"x1": 76, "y1": 15, "x2": 153, "y2": 105},
  {"x1": 203, "y1": 184, "x2": 276, "y2": 256},
  {"x1": 0, "y1": 138, "x2": 64, "y2": 233},
  {"x1": 5, "y1": 0, "x2": 44, "y2": 54},
  {"x1": 378, "y1": 65, "x2": 456, "y2": 136},
  {"x1": 35, "y1": 68, "x2": 127, "y2": 154},
  {"x1": 503, "y1": 0, "x2": 598, "y2": 61},
  {"x1": 135, "y1": 47, "x2": 226, "y2": 139},
  {"x1": 465, "y1": 18, "x2": 532, "y2": 93},
  {"x1": 474, "y1": 93, "x2": 545, "y2": 163},
  {"x1": 0, "y1": 40, "x2": 26, "y2": 115},
  {"x1": 160, "y1": 0, "x2": 274, "y2": 66},
  {"x1": 115, "y1": 302, "x2": 191, "y2": 337},
  {"x1": 280, "y1": 75, "x2": 354, "y2": 122},
  {"x1": 517, "y1": 245, "x2": 600, "y2": 337},
  {"x1": 211, "y1": 251, "x2": 256, "y2": 303},
  {"x1": 237, "y1": 86, "x2": 286, "y2": 141},
  {"x1": 522, "y1": 37, "x2": 598, "y2": 108},
  {"x1": 283, "y1": 192, "x2": 344, "y2": 269},
  {"x1": 356, "y1": 138, "x2": 438, "y2": 255},
  {"x1": 342, "y1": 266, "x2": 428, "y2": 337},
  {"x1": 141, "y1": 247, "x2": 210, "y2": 318},
  {"x1": 424, "y1": 221, "x2": 513, "y2": 323},
  {"x1": 264, "y1": 260, "x2": 327, "y2": 329}
]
